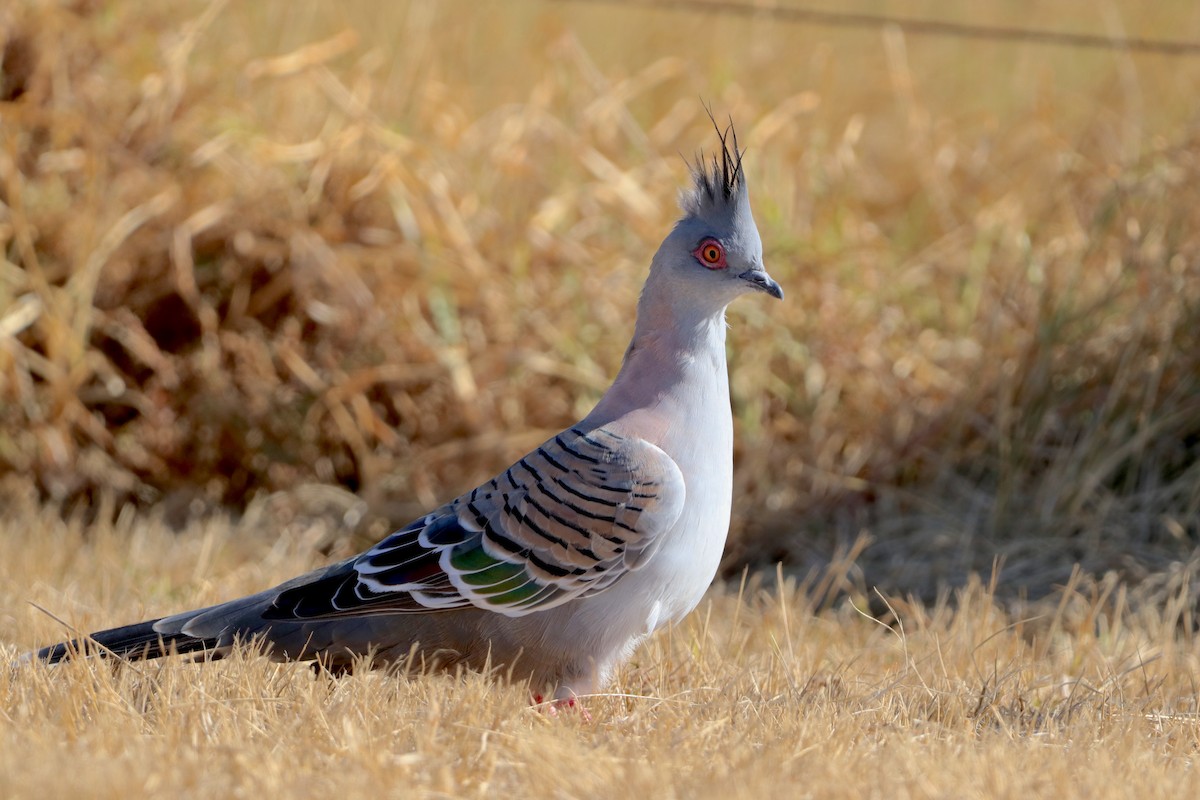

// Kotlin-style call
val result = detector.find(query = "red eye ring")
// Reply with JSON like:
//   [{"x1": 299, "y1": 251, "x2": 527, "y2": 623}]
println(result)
[{"x1": 693, "y1": 238, "x2": 727, "y2": 270}]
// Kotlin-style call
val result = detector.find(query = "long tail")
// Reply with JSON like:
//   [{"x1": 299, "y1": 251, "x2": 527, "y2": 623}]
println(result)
[
  {"x1": 36, "y1": 618, "x2": 221, "y2": 664},
  {"x1": 29, "y1": 560, "x2": 371, "y2": 667}
]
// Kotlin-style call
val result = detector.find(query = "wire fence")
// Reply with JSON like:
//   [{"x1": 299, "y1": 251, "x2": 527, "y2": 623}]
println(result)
[{"x1": 558, "y1": 0, "x2": 1200, "y2": 56}]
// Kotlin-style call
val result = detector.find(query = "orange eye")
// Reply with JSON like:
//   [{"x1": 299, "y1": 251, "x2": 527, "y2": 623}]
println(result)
[{"x1": 693, "y1": 238, "x2": 727, "y2": 269}]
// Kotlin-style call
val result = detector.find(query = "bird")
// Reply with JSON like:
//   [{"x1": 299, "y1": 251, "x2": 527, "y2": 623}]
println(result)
[{"x1": 31, "y1": 119, "x2": 782, "y2": 712}]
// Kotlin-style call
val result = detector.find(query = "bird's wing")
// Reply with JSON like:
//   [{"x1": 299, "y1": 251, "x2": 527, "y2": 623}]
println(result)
[{"x1": 262, "y1": 426, "x2": 685, "y2": 620}]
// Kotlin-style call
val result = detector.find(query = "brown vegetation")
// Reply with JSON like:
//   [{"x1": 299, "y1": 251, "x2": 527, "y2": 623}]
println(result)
[
  {"x1": 4, "y1": 504, "x2": 1200, "y2": 797},
  {"x1": 4, "y1": 1, "x2": 1200, "y2": 794},
  {"x1": 3, "y1": 1, "x2": 1199, "y2": 596}
]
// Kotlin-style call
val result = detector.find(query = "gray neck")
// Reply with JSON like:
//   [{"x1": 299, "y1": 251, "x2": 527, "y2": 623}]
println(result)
[{"x1": 584, "y1": 274, "x2": 730, "y2": 428}]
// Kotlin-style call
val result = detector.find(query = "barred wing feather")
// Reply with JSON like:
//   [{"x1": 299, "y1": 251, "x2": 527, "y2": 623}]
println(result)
[{"x1": 264, "y1": 427, "x2": 685, "y2": 620}]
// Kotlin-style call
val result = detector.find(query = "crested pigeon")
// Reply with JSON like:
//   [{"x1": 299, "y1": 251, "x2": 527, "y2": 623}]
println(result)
[{"x1": 32, "y1": 121, "x2": 782, "y2": 708}]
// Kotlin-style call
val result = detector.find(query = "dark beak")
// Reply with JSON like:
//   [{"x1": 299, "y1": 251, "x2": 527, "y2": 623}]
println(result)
[{"x1": 738, "y1": 268, "x2": 784, "y2": 300}]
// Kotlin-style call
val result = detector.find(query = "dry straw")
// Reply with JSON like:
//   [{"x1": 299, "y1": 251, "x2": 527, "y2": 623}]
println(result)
[
  {"x1": 3, "y1": 505, "x2": 1200, "y2": 797},
  {"x1": 3, "y1": 2, "x2": 1200, "y2": 794},
  {"x1": 1, "y1": 1, "x2": 1199, "y2": 602}
]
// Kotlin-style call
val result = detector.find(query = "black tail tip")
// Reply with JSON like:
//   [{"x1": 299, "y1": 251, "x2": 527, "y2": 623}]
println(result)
[{"x1": 30, "y1": 618, "x2": 191, "y2": 664}]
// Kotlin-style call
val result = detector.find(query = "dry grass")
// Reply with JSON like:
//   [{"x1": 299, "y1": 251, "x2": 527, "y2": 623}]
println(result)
[
  {"x1": 4, "y1": 0, "x2": 1200, "y2": 795},
  {"x1": 4, "y1": 501, "x2": 1200, "y2": 798},
  {"x1": 2, "y1": 0, "x2": 1199, "y2": 596}
]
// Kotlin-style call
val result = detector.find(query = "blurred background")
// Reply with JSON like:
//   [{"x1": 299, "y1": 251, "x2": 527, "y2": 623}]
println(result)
[{"x1": 2, "y1": 0, "x2": 1199, "y2": 604}]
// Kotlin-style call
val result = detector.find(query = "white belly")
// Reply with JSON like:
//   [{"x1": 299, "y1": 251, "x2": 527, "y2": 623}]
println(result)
[{"x1": 566, "y1": 428, "x2": 734, "y2": 664}]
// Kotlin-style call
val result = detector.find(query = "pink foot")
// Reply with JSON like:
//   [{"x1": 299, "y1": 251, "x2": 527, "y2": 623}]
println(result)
[{"x1": 531, "y1": 693, "x2": 592, "y2": 722}]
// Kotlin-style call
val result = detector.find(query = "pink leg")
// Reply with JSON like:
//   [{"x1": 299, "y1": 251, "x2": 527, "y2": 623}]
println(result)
[
  {"x1": 530, "y1": 691, "x2": 593, "y2": 722},
  {"x1": 551, "y1": 694, "x2": 593, "y2": 722}
]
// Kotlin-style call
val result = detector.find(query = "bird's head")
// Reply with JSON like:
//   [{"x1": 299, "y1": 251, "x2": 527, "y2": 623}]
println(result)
[{"x1": 647, "y1": 120, "x2": 782, "y2": 315}]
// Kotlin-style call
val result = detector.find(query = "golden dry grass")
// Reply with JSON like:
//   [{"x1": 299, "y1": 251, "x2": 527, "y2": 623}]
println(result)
[
  {"x1": 5, "y1": 0, "x2": 1200, "y2": 796},
  {"x1": 2, "y1": 0, "x2": 1199, "y2": 595},
  {"x1": 3, "y1": 501, "x2": 1200, "y2": 798}
]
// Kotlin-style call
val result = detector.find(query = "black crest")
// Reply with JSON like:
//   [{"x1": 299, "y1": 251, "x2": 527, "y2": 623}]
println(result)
[{"x1": 682, "y1": 111, "x2": 746, "y2": 217}]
